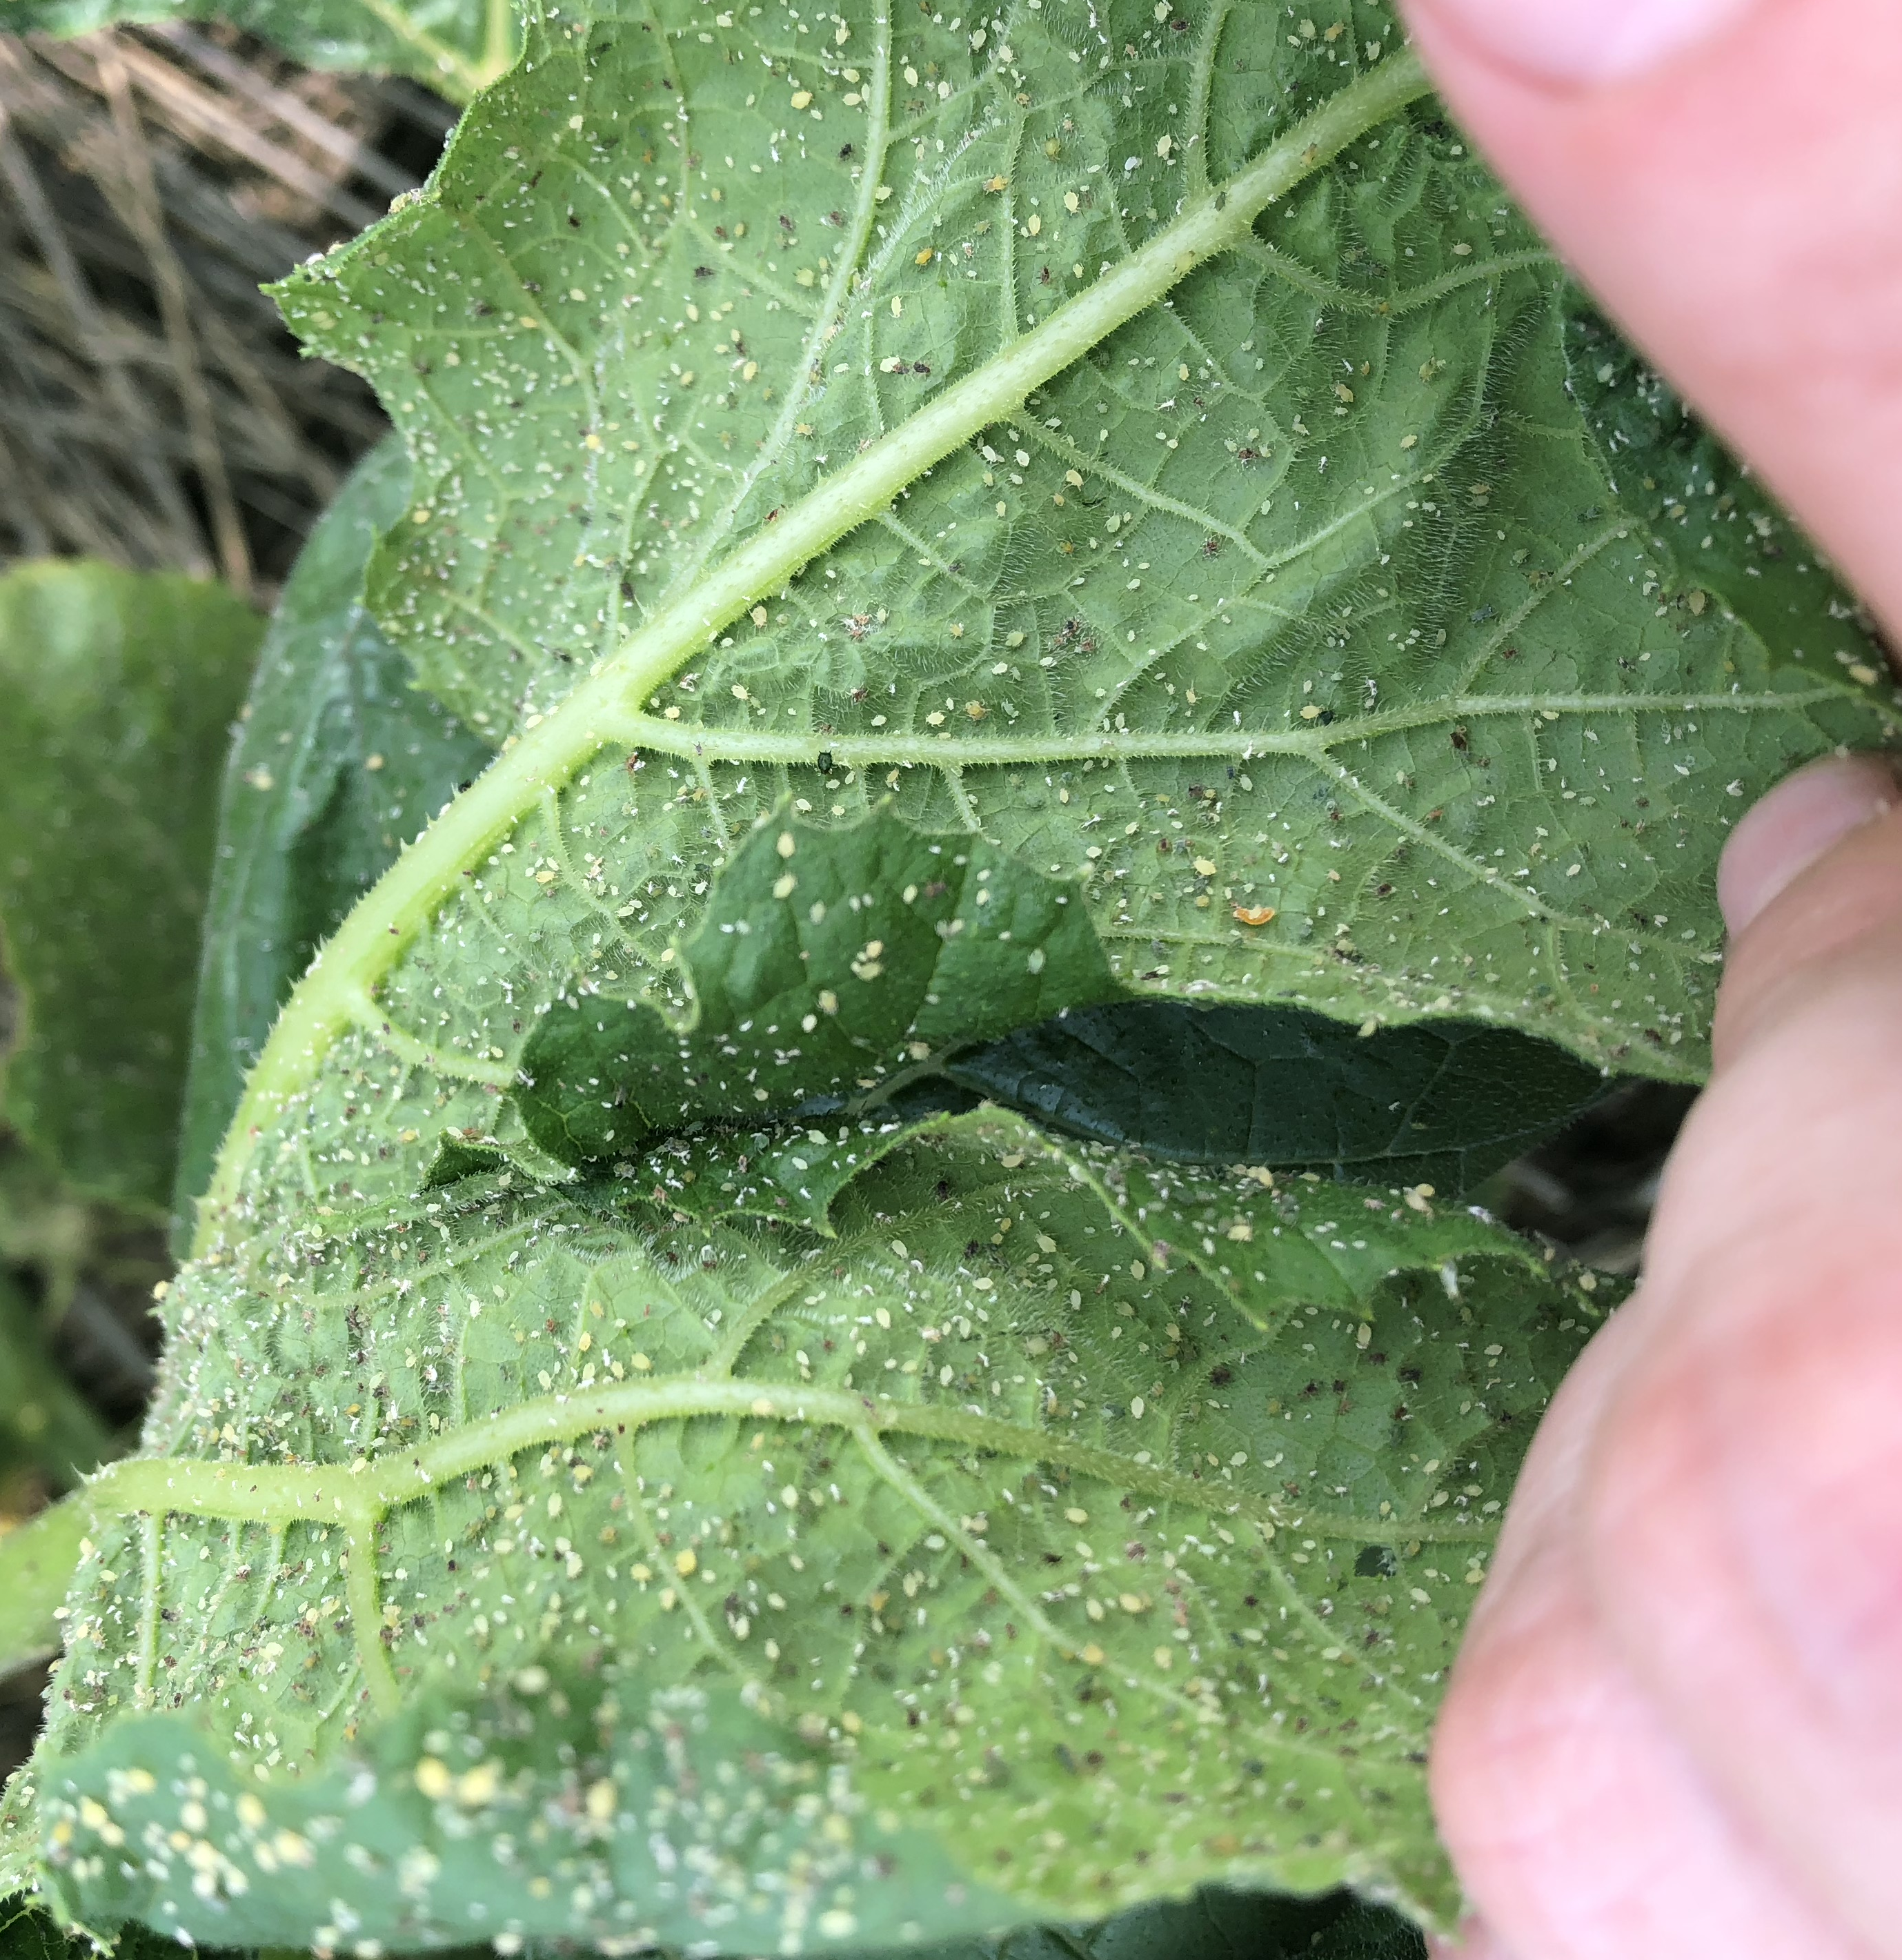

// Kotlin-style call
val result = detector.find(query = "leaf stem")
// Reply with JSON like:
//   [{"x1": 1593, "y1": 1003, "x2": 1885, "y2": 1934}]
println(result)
[{"x1": 194, "y1": 50, "x2": 1429, "y2": 1248}]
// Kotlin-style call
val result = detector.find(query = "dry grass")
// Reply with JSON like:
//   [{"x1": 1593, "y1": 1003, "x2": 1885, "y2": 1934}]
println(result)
[{"x1": 0, "y1": 23, "x2": 452, "y2": 600}]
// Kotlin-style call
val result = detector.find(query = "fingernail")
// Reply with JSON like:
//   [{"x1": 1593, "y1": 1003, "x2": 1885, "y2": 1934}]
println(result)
[
  {"x1": 1717, "y1": 754, "x2": 1900, "y2": 936},
  {"x1": 1421, "y1": 0, "x2": 1761, "y2": 86},
  {"x1": 1429, "y1": 1922, "x2": 1516, "y2": 1959}
]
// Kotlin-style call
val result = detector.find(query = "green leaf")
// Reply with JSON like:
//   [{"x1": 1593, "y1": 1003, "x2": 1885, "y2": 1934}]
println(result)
[
  {"x1": 175, "y1": 439, "x2": 493, "y2": 1238},
  {"x1": 1563, "y1": 299, "x2": 1880, "y2": 675},
  {"x1": 510, "y1": 806, "x2": 1601, "y2": 1207},
  {"x1": 0, "y1": 1498, "x2": 92, "y2": 1685},
  {"x1": 257, "y1": 0, "x2": 1896, "y2": 1156},
  {"x1": 948, "y1": 1002, "x2": 1607, "y2": 1196},
  {"x1": 516, "y1": 804, "x2": 1116, "y2": 1165},
  {"x1": 0, "y1": 562, "x2": 260, "y2": 1218},
  {"x1": 3, "y1": 0, "x2": 518, "y2": 101},
  {"x1": 27, "y1": 1113, "x2": 1605, "y2": 1939},
  {"x1": 44, "y1": 1676, "x2": 1011, "y2": 1954}
]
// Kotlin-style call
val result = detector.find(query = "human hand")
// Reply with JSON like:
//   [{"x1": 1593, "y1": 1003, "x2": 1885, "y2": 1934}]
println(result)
[{"x1": 1389, "y1": 1, "x2": 1902, "y2": 1955}]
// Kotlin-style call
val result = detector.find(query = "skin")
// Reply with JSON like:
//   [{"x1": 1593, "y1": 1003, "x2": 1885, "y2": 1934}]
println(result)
[{"x1": 1390, "y1": 1, "x2": 1902, "y2": 1955}]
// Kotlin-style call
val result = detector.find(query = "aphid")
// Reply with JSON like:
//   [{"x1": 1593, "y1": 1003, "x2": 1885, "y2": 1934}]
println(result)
[
  {"x1": 845, "y1": 613, "x2": 873, "y2": 640},
  {"x1": 1449, "y1": 725, "x2": 1469, "y2": 752},
  {"x1": 1200, "y1": 537, "x2": 1221, "y2": 557},
  {"x1": 1235, "y1": 446, "x2": 1264, "y2": 466}
]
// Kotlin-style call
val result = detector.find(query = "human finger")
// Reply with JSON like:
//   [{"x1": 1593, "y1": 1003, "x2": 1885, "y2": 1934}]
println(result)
[
  {"x1": 1432, "y1": 1509, "x2": 1868, "y2": 1960},
  {"x1": 1581, "y1": 764, "x2": 1902, "y2": 1955},
  {"x1": 1394, "y1": 0, "x2": 1902, "y2": 635}
]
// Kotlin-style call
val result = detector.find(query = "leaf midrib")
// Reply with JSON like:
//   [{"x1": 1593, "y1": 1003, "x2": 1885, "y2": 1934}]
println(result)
[
  {"x1": 86, "y1": 1366, "x2": 1490, "y2": 1725},
  {"x1": 199, "y1": 49, "x2": 1432, "y2": 1247},
  {"x1": 91, "y1": 1371, "x2": 1489, "y2": 1546}
]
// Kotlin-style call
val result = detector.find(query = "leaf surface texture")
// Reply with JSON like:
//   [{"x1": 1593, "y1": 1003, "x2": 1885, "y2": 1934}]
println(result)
[
  {"x1": 28, "y1": 1116, "x2": 1601, "y2": 1935},
  {"x1": 175, "y1": 440, "x2": 493, "y2": 1232},
  {"x1": 266, "y1": 0, "x2": 1896, "y2": 1111}
]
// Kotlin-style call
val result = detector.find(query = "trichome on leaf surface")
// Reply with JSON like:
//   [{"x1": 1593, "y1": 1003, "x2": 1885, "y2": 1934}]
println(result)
[{"x1": 0, "y1": 0, "x2": 1896, "y2": 1956}]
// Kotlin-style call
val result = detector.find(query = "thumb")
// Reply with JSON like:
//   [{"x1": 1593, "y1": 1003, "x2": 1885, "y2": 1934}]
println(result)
[
  {"x1": 1580, "y1": 753, "x2": 1902, "y2": 1959},
  {"x1": 1712, "y1": 751, "x2": 1902, "y2": 1063},
  {"x1": 1396, "y1": 0, "x2": 1902, "y2": 637}
]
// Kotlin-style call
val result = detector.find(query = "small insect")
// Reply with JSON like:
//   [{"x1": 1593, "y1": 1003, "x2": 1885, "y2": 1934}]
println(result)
[
  {"x1": 1235, "y1": 446, "x2": 1265, "y2": 466},
  {"x1": 1233, "y1": 905, "x2": 1278, "y2": 927},
  {"x1": 845, "y1": 613, "x2": 873, "y2": 640},
  {"x1": 1200, "y1": 537, "x2": 1222, "y2": 557},
  {"x1": 1450, "y1": 724, "x2": 1469, "y2": 752}
]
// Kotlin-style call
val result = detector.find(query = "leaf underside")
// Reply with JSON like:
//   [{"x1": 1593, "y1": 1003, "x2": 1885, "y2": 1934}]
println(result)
[
  {"x1": 29, "y1": 1113, "x2": 1601, "y2": 1941},
  {"x1": 174, "y1": 439, "x2": 493, "y2": 1240},
  {"x1": 266, "y1": 0, "x2": 1896, "y2": 1142},
  {"x1": 511, "y1": 804, "x2": 1605, "y2": 1195}
]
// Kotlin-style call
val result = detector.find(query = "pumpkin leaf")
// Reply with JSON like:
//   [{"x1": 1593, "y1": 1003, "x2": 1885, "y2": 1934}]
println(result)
[
  {"x1": 26, "y1": 1113, "x2": 1605, "y2": 1938},
  {"x1": 255, "y1": 0, "x2": 1896, "y2": 1163},
  {"x1": 174, "y1": 439, "x2": 492, "y2": 1239},
  {"x1": 515, "y1": 804, "x2": 1116, "y2": 1166},
  {"x1": 947, "y1": 1002, "x2": 1607, "y2": 1195}
]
